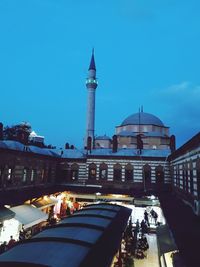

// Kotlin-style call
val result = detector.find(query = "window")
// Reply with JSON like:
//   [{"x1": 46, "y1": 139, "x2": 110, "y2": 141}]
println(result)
[
  {"x1": 41, "y1": 169, "x2": 45, "y2": 183},
  {"x1": 47, "y1": 168, "x2": 52, "y2": 183},
  {"x1": 182, "y1": 168, "x2": 185, "y2": 191},
  {"x1": 113, "y1": 164, "x2": 122, "y2": 181},
  {"x1": 125, "y1": 164, "x2": 133, "y2": 181},
  {"x1": 23, "y1": 168, "x2": 28, "y2": 184},
  {"x1": 7, "y1": 168, "x2": 13, "y2": 185},
  {"x1": 99, "y1": 163, "x2": 108, "y2": 180},
  {"x1": 143, "y1": 164, "x2": 151, "y2": 190},
  {"x1": 70, "y1": 164, "x2": 79, "y2": 181},
  {"x1": 88, "y1": 164, "x2": 97, "y2": 180},
  {"x1": 190, "y1": 170, "x2": 194, "y2": 194},
  {"x1": 31, "y1": 169, "x2": 36, "y2": 183},
  {"x1": 197, "y1": 169, "x2": 200, "y2": 198},
  {"x1": 0, "y1": 166, "x2": 3, "y2": 187}
]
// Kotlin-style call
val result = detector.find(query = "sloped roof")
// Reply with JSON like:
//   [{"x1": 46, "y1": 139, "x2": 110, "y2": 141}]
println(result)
[
  {"x1": 0, "y1": 203, "x2": 131, "y2": 267},
  {"x1": 0, "y1": 140, "x2": 25, "y2": 151},
  {"x1": 88, "y1": 148, "x2": 171, "y2": 158},
  {"x1": 0, "y1": 140, "x2": 60, "y2": 157}
]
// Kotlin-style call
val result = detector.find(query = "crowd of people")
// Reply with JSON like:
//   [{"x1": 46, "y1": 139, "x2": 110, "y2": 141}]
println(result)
[{"x1": 134, "y1": 208, "x2": 159, "y2": 260}]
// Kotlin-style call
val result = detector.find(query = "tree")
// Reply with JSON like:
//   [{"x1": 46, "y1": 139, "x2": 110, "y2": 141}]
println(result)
[{"x1": 3, "y1": 122, "x2": 31, "y2": 144}]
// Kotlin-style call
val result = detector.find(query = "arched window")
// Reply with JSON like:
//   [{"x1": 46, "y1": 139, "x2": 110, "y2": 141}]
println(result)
[
  {"x1": 113, "y1": 164, "x2": 122, "y2": 181},
  {"x1": 182, "y1": 163, "x2": 186, "y2": 191},
  {"x1": 99, "y1": 163, "x2": 108, "y2": 180},
  {"x1": 125, "y1": 164, "x2": 133, "y2": 181},
  {"x1": 0, "y1": 165, "x2": 5, "y2": 188},
  {"x1": 155, "y1": 165, "x2": 164, "y2": 190},
  {"x1": 143, "y1": 164, "x2": 151, "y2": 190},
  {"x1": 177, "y1": 165, "x2": 180, "y2": 187},
  {"x1": 170, "y1": 166, "x2": 174, "y2": 183},
  {"x1": 185, "y1": 162, "x2": 189, "y2": 193},
  {"x1": 47, "y1": 167, "x2": 52, "y2": 183},
  {"x1": 189, "y1": 161, "x2": 194, "y2": 194},
  {"x1": 196, "y1": 158, "x2": 200, "y2": 198},
  {"x1": 88, "y1": 163, "x2": 97, "y2": 180},
  {"x1": 70, "y1": 163, "x2": 79, "y2": 181}
]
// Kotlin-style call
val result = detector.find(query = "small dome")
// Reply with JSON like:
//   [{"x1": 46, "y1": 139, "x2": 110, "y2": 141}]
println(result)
[{"x1": 121, "y1": 112, "x2": 164, "y2": 127}]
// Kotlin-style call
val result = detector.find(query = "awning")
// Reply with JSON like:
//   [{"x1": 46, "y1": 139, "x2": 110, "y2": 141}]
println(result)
[
  {"x1": 31, "y1": 196, "x2": 58, "y2": 210},
  {"x1": 9, "y1": 204, "x2": 48, "y2": 229},
  {"x1": 157, "y1": 224, "x2": 177, "y2": 255},
  {"x1": 0, "y1": 207, "x2": 15, "y2": 222}
]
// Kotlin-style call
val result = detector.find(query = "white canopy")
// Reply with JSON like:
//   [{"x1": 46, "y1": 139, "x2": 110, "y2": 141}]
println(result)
[{"x1": 10, "y1": 204, "x2": 48, "y2": 229}]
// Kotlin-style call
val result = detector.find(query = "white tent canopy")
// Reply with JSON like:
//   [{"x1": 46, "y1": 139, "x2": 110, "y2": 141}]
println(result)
[{"x1": 10, "y1": 204, "x2": 48, "y2": 229}]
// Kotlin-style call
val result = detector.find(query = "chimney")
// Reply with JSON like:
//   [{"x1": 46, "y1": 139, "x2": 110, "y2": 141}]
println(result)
[
  {"x1": 65, "y1": 143, "x2": 70, "y2": 149},
  {"x1": 136, "y1": 134, "x2": 143, "y2": 150},
  {"x1": 112, "y1": 135, "x2": 118, "y2": 153},
  {"x1": 87, "y1": 136, "x2": 92, "y2": 153},
  {"x1": 0, "y1": 123, "x2": 3, "y2": 140},
  {"x1": 170, "y1": 135, "x2": 176, "y2": 153}
]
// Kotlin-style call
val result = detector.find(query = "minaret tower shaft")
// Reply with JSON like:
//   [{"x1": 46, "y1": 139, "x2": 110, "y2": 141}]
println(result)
[{"x1": 85, "y1": 50, "x2": 98, "y2": 148}]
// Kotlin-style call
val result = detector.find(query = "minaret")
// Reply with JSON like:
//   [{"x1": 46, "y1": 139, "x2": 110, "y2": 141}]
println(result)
[{"x1": 85, "y1": 49, "x2": 98, "y2": 148}]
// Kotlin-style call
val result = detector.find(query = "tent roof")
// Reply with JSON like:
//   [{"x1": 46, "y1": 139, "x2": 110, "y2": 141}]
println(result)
[{"x1": 0, "y1": 204, "x2": 131, "y2": 267}]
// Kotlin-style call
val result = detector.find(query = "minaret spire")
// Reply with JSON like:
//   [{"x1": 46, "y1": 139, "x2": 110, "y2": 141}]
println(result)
[
  {"x1": 89, "y1": 48, "x2": 96, "y2": 70},
  {"x1": 85, "y1": 50, "x2": 98, "y2": 149}
]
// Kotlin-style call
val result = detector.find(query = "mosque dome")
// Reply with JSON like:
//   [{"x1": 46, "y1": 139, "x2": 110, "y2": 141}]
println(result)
[{"x1": 121, "y1": 112, "x2": 164, "y2": 127}]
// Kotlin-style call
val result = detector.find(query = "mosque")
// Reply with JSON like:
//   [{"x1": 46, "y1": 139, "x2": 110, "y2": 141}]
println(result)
[
  {"x1": 85, "y1": 50, "x2": 174, "y2": 151},
  {"x1": 60, "y1": 51, "x2": 174, "y2": 190},
  {"x1": 58, "y1": 51, "x2": 199, "y2": 216}
]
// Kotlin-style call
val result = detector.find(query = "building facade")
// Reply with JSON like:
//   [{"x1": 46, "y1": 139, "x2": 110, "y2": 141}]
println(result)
[{"x1": 169, "y1": 132, "x2": 200, "y2": 216}]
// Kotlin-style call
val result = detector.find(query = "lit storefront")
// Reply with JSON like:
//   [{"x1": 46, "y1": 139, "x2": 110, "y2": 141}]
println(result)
[
  {"x1": 9, "y1": 204, "x2": 48, "y2": 237},
  {"x1": 0, "y1": 207, "x2": 18, "y2": 244},
  {"x1": 53, "y1": 193, "x2": 74, "y2": 218},
  {"x1": 30, "y1": 195, "x2": 58, "y2": 220}
]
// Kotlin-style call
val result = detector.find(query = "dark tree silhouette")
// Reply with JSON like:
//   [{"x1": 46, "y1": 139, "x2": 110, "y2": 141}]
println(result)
[{"x1": 3, "y1": 122, "x2": 31, "y2": 144}]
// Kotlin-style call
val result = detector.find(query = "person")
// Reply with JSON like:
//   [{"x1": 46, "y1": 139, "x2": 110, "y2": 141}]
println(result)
[
  {"x1": 135, "y1": 219, "x2": 140, "y2": 233},
  {"x1": 153, "y1": 211, "x2": 158, "y2": 225},
  {"x1": 0, "y1": 242, "x2": 7, "y2": 254},
  {"x1": 73, "y1": 201, "x2": 80, "y2": 211},
  {"x1": 144, "y1": 210, "x2": 149, "y2": 226},
  {"x1": 141, "y1": 219, "x2": 149, "y2": 235},
  {"x1": 66, "y1": 205, "x2": 71, "y2": 216},
  {"x1": 19, "y1": 229, "x2": 25, "y2": 241},
  {"x1": 19, "y1": 224, "x2": 25, "y2": 241},
  {"x1": 7, "y1": 236, "x2": 16, "y2": 249},
  {"x1": 150, "y1": 208, "x2": 158, "y2": 224}
]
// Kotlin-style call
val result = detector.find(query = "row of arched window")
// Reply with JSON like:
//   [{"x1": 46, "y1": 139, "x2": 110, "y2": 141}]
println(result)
[
  {"x1": 67, "y1": 163, "x2": 165, "y2": 186},
  {"x1": 172, "y1": 159, "x2": 200, "y2": 197},
  {"x1": 88, "y1": 163, "x2": 134, "y2": 181},
  {"x1": 0, "y1": 164, "x2": 54, "y2": 187}
]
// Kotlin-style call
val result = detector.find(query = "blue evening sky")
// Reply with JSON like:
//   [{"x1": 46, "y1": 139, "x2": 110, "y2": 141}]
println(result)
[{"x1": 0, "y1": 0, "x2": 199, "y2": 149}]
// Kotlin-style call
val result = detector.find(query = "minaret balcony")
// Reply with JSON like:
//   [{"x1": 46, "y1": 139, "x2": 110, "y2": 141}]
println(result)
[{"x1": 86, "y1": 78, "x2": 98, "y2": 85}]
